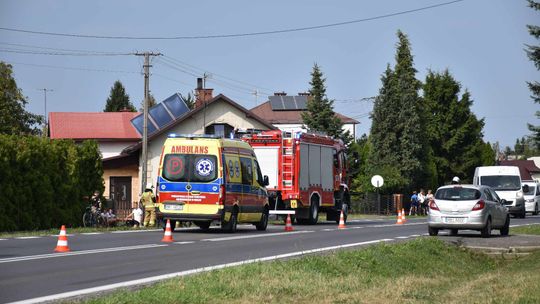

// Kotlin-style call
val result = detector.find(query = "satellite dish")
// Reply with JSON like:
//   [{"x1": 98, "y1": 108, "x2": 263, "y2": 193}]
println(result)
[{"x1": 371, "y1": 175, "x2": 384, "y2": 188}]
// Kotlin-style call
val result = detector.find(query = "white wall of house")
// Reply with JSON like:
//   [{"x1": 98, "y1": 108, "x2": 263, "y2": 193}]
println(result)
[
  {"x1": 99, "y1": 142, "x2": 138, "y2": 159},
  {"x1": 274, "y1": 123, "x2": 356, "y2": 138},
  {"x1": 136, "y1": 99, "x2": 272, "y2": 193}
]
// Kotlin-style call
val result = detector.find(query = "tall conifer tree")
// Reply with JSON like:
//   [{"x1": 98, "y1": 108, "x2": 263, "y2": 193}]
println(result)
[
  {"x1": 423, "y1": 70, "x2": 491, "y2": 183},
  {"x1": 369, "y1": 31, "x2": 427, "y2": 190},
  {"x1": 302, "y1": 64, "x2": 344, "y2": 140},
  {"x1": 104, "y1": 80, "x2": 136, "y2": 112},
  {"x1": 526, "y1": 0, "x2": 540, "y2": 148}
]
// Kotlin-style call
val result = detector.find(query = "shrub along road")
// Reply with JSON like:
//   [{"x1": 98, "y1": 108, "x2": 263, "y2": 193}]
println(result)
[{"x1": 1, "y1": 216, "x2": 539, "y2": 303}]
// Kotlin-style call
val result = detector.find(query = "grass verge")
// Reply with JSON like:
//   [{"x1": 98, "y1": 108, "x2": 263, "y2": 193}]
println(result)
[
  {"x1": 511, "y1": 224, "x2": 540, "y2": 235},
  {"x1": 75, "y1": 238, "x2": 540, "y2": 304}
]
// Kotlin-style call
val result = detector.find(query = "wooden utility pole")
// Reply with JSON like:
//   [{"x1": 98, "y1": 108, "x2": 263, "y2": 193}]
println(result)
[{"x1": 135, "y1": 52, "x2": 161, "y2": 194}]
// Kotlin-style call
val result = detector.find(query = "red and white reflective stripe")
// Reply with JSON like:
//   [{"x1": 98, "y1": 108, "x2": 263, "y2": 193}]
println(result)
[{"x1": 56, "y1": 240, "x2": 68, "y2": 246}]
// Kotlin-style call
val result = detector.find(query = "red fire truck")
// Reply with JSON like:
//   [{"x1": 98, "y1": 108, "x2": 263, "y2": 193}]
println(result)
[{"x1": 242, "y1": 130, "x2": 350, "y2": 224}]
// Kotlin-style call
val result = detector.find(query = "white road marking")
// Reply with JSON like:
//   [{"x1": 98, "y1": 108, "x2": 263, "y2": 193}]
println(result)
[
  {"x1": 409, "y1": 234, "x2": 421, "y2": 237},
  {"x1": 80, "y1": 232, "x2": 103, "y2": 235},
  {"x1": 0, "y1": 238, "x2": 7, "y2": 241},
  {"x1": 395, "y1": 236, "x2": 409, "y2": 239},
  {"x1": 201, "y1": 230, "x2": 313, "y2": 242},
  {"x1": 0, "y1": 244, "x2": 168, "y2": 264},
  {"x1": 14, "y1": 236, "x2": 41, "y2": 240},
  {"x1": 173, "y1": 241, "x2": 195, "y2": 245},
  {"x1": 111, "y1": 229, "x2": 161, "y2": 234},
  {"x1": 8, "y1": 238, "x2": 393, "y2": 304}
]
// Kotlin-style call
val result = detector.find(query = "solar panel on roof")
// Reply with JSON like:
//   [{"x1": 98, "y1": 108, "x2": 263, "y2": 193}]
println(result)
[
  {"x1": 268, "y1": 95, "x2": 308, "y2": 111},
  {"x1": 130, "y1": 93, "x2": 190, "y2": 136},
  {"x1": 149, "y1": 103, "x2": 173, "y2": 129},
  {"x1": 131, "y1": 114, "x2": 158, "y2": 136},
  {"x1": 163, "y1": 94, "x2": 190, "y2": 118}
]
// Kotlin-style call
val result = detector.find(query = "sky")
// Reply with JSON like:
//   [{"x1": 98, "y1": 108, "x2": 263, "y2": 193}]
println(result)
[{"x1": 0, "y1": 0, "x2": 538, "y2": 149}]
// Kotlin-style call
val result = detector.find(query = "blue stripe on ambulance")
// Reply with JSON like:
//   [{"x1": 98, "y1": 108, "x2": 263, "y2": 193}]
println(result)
[{"x1": 158, "y1": 176, "x2": 222, "y2": 193}]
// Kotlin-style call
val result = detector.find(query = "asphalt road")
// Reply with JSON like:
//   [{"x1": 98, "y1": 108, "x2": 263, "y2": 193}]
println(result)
[{"x1": 1, "y1": 215, "x2": 540, "y2": 304}]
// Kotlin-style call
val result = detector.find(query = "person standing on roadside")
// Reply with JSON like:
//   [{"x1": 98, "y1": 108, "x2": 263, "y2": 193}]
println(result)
[
  {"x1": 141, "y1": 184, "x2": 156, "y2": 227},
  {"x1": 418, "y1": 189, "x2": 426, "y2": 215},
  {"x1": 426, "y1": 189, "x2": 434, "y2": 215},
  {"x1": 410, "y1": 191, "x2": 419, "y2": 216}
]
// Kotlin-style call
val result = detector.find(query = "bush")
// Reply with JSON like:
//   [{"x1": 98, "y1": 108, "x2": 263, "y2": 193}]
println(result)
[{"x1": 0, "y1": 135, "x2": 103, "y2": 231}]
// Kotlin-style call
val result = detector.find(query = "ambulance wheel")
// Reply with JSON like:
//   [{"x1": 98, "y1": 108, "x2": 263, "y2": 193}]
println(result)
[
  {"x1": 195, "y1": 221, "x2": 211, "y2": 231},
  {"x1": 308, "y1": 200, "x2": 319, "y2": 225},
  {"x1": 255, "y1": 209, "x2": 269, "y2": 231},
  {"x1": 222, "y1": 209, "x2": 238, "y2": 233}
]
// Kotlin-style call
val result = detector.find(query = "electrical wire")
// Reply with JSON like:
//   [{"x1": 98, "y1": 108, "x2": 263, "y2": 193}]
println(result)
[
  {"x1": 0, "y1": 48, "x2": 133, "y2": 56},
  {"x1": 6, "y1": 60, "x2": 140, "y2": 74},
  {"x1": 0, "y1": 42, "x2": 132, "y2": 55},
  {"x1": 0, "y1": 1, "x2": 465, "y2": 40}
]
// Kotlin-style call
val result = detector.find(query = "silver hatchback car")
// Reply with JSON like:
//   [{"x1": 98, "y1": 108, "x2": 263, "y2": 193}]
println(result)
[{"x1": 427, "y1": 184, "x2": 509, "y2": 237}]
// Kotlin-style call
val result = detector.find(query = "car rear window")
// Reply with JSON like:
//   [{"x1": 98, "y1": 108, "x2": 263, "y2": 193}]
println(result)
[{"x1": 435, "y1": 187, "x2": 481, "y2": 201}]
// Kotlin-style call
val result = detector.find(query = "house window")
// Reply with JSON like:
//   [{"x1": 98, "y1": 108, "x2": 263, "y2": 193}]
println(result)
[{"x1": 205, "y1": 123, "x2": 234, "y2": 138}]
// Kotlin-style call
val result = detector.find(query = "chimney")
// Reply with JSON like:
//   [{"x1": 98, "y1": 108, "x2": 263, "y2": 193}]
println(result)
[
  {"x1": 195, "y1": 77, "x2": 213, "y2": 108},
  {"x1": 298, "y1": 92, "x2": 311, "y2": 96},
  {"x1": 274, "y1": 92, "x2": 287, "y2": 96}
]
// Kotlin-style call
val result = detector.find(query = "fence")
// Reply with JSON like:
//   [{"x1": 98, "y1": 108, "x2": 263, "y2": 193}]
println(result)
[{"x1": 350, "y1": 193, "x2": 407, "y2": 215}]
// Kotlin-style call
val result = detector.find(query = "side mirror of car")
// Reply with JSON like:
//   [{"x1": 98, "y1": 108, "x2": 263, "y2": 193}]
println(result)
[
  {"x1": 522, "y1": 184, "x2": 530, "y2": 193},
  {"x1": 263, "y1": 175, "x2": 269, "y2": 186},
  {"x1": 500, "y1": 199, "x2": 507, "y2": 205}
]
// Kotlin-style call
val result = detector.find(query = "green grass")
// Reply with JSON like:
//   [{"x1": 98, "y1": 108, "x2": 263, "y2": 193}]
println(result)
[
  {"x1": 74, "y1": 238, "x2": 540, "y2": 304},
  {"x1": 511, "y1": 224, "x2": 540, "y2": 235}
]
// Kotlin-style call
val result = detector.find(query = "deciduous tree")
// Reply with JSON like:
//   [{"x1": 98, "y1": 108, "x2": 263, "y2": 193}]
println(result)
[{"x1": 0, "y1": 62, "x2": 43, "y2": 135}]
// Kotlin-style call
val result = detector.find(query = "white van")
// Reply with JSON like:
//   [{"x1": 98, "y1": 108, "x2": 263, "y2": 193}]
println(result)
[{"x1": 473, "y1": 166, "x2": 527, "y2": 218}]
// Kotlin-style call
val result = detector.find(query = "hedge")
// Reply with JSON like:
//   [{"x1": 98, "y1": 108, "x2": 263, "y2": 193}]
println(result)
[{"x1": 0, "y1": 135, "x2": 104, "y2": 231}]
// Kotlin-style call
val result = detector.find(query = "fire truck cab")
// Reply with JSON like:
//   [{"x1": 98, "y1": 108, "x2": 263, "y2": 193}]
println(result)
[{"x1": 243, "y1": 130, "x2": 350, "y2": 224}]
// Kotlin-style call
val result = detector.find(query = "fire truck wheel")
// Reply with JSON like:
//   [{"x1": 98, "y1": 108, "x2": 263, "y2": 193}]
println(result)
[
  {"x1": 255, "y1": 209, "x2": 269, "y2": 231},
  {"x1": 222, "y1": 209, "x2": 238, "y2": 233},
  {"x1": 308, "y1": 200, "x2": 319, "y2": 225}
]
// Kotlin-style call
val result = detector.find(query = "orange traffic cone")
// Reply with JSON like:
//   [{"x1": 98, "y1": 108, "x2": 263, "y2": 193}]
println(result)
[
  {"x1": 338, "y1": 210, "x2": 346, "y2": 229},
  {"x1": 401, "y1": 208, "x2": 407, "y2": 223},
  {"x1": 54, "y1": 225, "x2": 71, "y2": 252},
  {"x1": 285, "y1": 214, "x2": 294, "y2": 231},
  {"x1": 396, "y1": 210, "x2": 404, "y2": 225},
  {"x1": 161, "y1": 219, "x2": 174, "y2": 242}
]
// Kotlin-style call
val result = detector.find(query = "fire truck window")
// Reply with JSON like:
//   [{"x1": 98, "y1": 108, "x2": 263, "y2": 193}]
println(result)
[
  {"x1": 333, "y1": 150, "x2": 339, "y2": 167},
  {"x1": 240, "y1": 157, "x2": 253, "y2": 185},
  {"x1": 253, "y1": 160, "x2": 264, "y2": 186}
]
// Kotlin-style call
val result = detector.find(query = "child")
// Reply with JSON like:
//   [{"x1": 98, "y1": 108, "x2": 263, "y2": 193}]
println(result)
[{"x1": 126, "y1": 202, "x2": 143, "y2": 228}]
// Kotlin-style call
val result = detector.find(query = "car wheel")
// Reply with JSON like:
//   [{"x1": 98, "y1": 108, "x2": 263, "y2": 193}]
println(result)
[
  {"x1": 500, "y1": 216, "x2": 510, "y2": 236},
  {"x1": 255, "y1": 209, "x2": 269, "y2": 231},
  {"x1": 533, "y1": 203, "x2": 539, "y2": 216},
  {"x1": 221, "y1": 209, "x2": 238, "y2": 233},
  {"x1": 481, "y1": 218, "x2": 492, "y2": 238},
  {"x1": 428, "y1": 226, "x2": 439, "y2": 236},
  {"x1": 450, "y1": 229, "x2": 458, "y2": 236}
]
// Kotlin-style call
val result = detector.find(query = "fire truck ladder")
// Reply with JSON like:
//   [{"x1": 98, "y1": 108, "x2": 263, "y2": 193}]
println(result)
[{"x1": 281, "y1": 134, "x2": 294, "y2": 191}]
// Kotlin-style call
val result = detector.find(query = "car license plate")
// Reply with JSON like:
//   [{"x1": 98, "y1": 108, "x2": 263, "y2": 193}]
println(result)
[
  {"x1": 445, "y1": 217, "x2": 465, "y2": 223},
  {"x1": 290, "y1": 200, "x2": 298, "y2": 209},
  {"x1": 164, "y1": 204, "x2": 183, "y2": 211}
]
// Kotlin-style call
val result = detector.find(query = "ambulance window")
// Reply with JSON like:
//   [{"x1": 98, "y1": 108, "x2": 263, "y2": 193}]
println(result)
[
  {"x1": 240, "y1": 157, "x2": 253, "y2": 185},
  {"x1": 162, "y1": 154, "x2": 217, "y2": 182},
  {"x1": 253, "y1": 160, "x2": 264, "y2": 186},
  {"x1": 162, "y1": 154, "x2": 187, "y2": 181}
]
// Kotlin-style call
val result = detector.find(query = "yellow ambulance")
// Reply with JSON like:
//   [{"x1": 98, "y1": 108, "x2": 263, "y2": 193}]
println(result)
[{"x1": 156, "y1": 134, "x2": 269, "y2": 232}]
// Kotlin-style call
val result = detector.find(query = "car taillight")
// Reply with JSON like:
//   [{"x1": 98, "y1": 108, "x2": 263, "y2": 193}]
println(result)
[
  {"x1": 219, "y1": 184, "x2": 226, "y2": 205},
  {"x1": 472, "y1": 200, "x2": 485, "y2": 211},
  {"x1": 429, "y1": 200, "x2": 440, "y2": 211}
]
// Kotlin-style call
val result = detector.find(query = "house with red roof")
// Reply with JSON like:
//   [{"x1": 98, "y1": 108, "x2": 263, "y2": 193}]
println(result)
[
  {"x1": 500, "y1": 159, "x2": 540, "y2": 181},
  {"x1": 250, "y1": 92, "x2": 359, "y2": 138},
  {"x1": 48, "y1": 81, "x2": 275, "y2": 216}
]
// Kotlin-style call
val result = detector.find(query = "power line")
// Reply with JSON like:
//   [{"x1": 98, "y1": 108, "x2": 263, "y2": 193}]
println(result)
[
  {"x1": 6, "y1": 61, "x2": 139, "y2": 74},
  {"x1": 0, "y1": 42, "x2": 132, "y2": 55},
  {"x1": 0, "y1": 48, "x2": 133, "y2": 56},
  {"x1": 0, "y1": 1, "x2": 465, "y2": 40}
]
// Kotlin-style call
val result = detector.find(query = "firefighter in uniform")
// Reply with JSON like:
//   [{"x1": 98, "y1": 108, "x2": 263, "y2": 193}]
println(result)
[{"x1": 141, "y1": 184, "x2": 156, "y2": 227}]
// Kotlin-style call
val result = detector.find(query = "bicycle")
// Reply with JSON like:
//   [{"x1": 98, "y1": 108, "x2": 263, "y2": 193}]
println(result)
[{"x1": 82, "y1": 206, "x2": 107, "y2": 228}]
